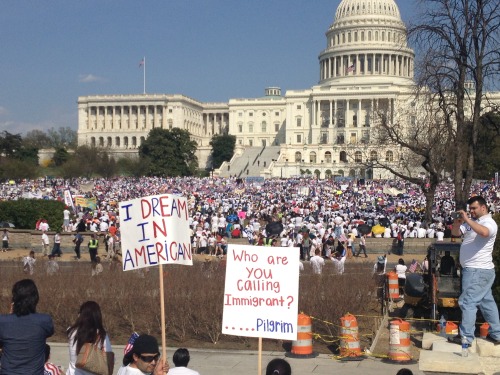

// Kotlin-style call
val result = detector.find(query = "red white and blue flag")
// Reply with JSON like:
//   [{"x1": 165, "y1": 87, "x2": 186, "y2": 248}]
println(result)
[
  {"x1": 124, "y1": 332, "x2": 140, "y2": 354},
  {"x1": 347, "y1": 64, "x2": 355, "y2": 73},
  {"x1": 139, "y1": 58, "x2": 145, "y2": 67},
  {"x1": 409, "y1": 259, "x2": 419, "y2": 273}
]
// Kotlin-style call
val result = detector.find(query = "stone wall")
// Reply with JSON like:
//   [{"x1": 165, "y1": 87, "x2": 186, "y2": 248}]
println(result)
[
  {"x1": 5, "y1": 229, "x2": 450, "y2": 255},
  {"x1": 5, "y1": 230, "x2": 96, "y2": 253}
]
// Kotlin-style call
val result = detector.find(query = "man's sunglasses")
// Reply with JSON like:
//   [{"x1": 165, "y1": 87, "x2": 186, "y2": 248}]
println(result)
[{"x1": 139, "y1": 354, "x2": 160, "y2": 363}]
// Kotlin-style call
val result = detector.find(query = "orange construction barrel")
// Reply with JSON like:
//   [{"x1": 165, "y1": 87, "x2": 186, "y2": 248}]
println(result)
[
  {"x1": 480, "y1": 323, "x2": 490, "y2": 338},
  {"x1": 388, "y1": 318, "x2": 412, "y2": 362},
  {"x1": 339, "y1": 313, "x2": 362, "y2": 358},
  {"x1": 286, "y1": 313, "x2": 318, "y2": 358},
  {"x1": 436, "y1": 321, "x2": 459, "y2": 336},
  {"x1": 387, "y1": 272, "x2": 400, "y2": 299}
]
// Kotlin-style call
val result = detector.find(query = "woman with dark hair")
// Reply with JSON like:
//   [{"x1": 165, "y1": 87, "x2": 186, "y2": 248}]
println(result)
[
  {"x1": 66, "y1": 301, "x2": 114, "y2": 375},
  {"x1": 0, "y1": 279, "x2": 54, "y2": 374},
  {"x1": 266, "y1": 358, "x2": 292, "y2": 375}
]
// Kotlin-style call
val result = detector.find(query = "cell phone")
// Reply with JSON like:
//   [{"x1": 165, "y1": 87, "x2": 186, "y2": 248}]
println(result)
[{"x1": 451, "y1": 212, "x2": 461, "y2": 219}]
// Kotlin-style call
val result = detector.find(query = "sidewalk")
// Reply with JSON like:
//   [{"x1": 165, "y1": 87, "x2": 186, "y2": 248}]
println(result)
[{"x1": 48, "y1": 343, "x2": 423, "y2": 375}]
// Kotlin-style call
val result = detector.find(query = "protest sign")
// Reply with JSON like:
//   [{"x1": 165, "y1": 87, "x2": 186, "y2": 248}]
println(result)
[
  {"x1": 74, "y1": 196, "x2": 97, "y2": 210},
  {"x1": 119, "y1": 194, "x2": 192, "y2": 271},
  {"x1": 222, "y1": 244, "x2": 299, "y2": 341}
]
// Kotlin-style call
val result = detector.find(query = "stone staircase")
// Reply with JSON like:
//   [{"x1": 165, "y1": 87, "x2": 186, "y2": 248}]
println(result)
[
  {"x1": 216, "y1": 146, "x2": 281, "y2": 178},
  {"x1": 419, "y1": 332, "x2": 500, "y2": 374}
]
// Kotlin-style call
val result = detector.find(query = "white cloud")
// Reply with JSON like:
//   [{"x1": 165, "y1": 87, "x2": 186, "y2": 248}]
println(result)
[{"x1": 78, "y1": 74, "x2": 105, "y2": 83}]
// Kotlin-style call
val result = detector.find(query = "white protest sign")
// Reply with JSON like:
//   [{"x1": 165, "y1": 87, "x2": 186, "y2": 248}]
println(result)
[
  {"x1": 222, "y1": 244, "x2": 299, "y2": 340},
  {"x1": 119, "y1": 194, "x2": 193, "y2": 271}
]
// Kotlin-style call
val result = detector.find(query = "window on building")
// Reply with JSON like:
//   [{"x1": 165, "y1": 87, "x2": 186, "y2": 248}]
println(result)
[
  {"x1": 275, "y1": 111, "x2": 279, "y2": 116},
  {"x1": 238, "y1": 124, "x2": 243, "y2": 133},
  {"x1": 295, "y1": 151, "x2": 302, "y2": 162},
  {"x1": 239, "y1": 112, "x2": 243, "y2": 117},
  {"x1": 249, "y1": 139, "x2": 253, "y2": 146},
  {"x1": 309, "y1": 152, "x2": 317, "y2": 163},
  {"x1": 325, "y1": 151, "x2": 332, "y2": 163},
  {"x1": 340, "y1": 151, "x2": 347, "y2": 162},
  {"x1": 296, "y1": 117, "x2": 302, "y2": 127},
  {"x1": 238, "y1": 139, "x2": 242, "y2": 145},
  {"x1": 169, "y1": 109, "x2": 172, "y2": 113},
  {"x1": 261, "y1": 121, "x2": 267, "y2": 132},
  {"x1": 249, "y1": 112, "x2": 253, "y2": 117},
  {"x1": 296, "y1": 134, "x2": 302, "y2": 143},
  {"x1": 297, "y1": 105, "x2": 301, "y2": 110},
  {"x1": 386, "y1": 150, "x2": 394, "y2": 162},
  {"x1": 275, "y1": 123, "x2": 279, "y2": 132},
  {"x1": 370, "y1": 150, "x2": 378, "y2": 161},
  {"x1": 249, "y1": 123, "x2": 254, "y2": 132},
  {"x1": 355, "y1": 151, "x2": 362, "y2": 162}
]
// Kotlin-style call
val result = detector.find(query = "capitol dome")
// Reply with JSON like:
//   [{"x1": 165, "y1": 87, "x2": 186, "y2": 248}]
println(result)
[
  {"x1": 318, "y1": 0, "x2": 414, "y2": 84},
  {"x1": 335, "y1": 0, "x2": 401, "y2": 22}
]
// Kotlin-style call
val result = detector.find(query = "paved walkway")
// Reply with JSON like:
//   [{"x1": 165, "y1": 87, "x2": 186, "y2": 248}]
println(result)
[{"x1": 48, "y1": 343, "x2": 423, "y2": 375}]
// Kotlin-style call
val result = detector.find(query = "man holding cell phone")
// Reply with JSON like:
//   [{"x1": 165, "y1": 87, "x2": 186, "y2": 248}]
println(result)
[{"x1": 449, "y1": 196, "x2": 500, "y2": 346}]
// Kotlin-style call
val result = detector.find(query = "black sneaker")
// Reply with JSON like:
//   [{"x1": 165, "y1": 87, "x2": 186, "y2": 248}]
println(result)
[
  {"x1": 448, "y1": 335, "x2": 471, "y2": 347},
  {"x1": 485, "y1": 334, "x2": 500, "y2": 345}
]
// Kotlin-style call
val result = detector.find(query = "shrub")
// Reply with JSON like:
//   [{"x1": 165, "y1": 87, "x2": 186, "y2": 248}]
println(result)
[{"x1": 0, "y1": 199, "x2": 65, "y2": 230}]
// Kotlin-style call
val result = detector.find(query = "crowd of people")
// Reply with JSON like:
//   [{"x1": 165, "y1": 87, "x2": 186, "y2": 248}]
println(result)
[{"x1": 6, "y1": 176, "x2": 498, "y2": 275}]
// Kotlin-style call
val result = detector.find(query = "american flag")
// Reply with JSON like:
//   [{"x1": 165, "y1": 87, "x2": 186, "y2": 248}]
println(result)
[
  {"x1": 139, "y1": 58, "x2": 145, "y2": 67},
  {"x1": 409, "y1": 259, "x2": 419, "y2": 273},
  {"x1": 124, "y1": 332, "x2": 139, "y2": 354},
  {"x1": 346, "y1": 64, "x2": 355, "y2": 73}
]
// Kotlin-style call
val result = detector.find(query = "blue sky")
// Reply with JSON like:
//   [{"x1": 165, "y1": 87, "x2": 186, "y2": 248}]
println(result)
[{"x1": 0, "y1": 1, "x2": 417, "y2": 135}]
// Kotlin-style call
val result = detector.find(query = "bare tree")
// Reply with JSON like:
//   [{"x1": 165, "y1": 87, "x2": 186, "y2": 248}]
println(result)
[
  {"x1": 409, "y1": 0, "x2": 500, "y2": 208},
  {"x1": 367, "y1": 92, "x2": 454, "y2": 222}
]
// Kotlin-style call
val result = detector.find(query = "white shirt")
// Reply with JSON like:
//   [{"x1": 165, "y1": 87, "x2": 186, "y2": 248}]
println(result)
[
  {"x1": 168, "y1": 367, "x2": 200, "y2": 375},
  {"x1": 460, "y1": 214, "x2": 497, "y2": 269},
  {"x1": 66, "y1": 331, "x2": 112, "y2": 375},
  {"x1": 395, "y1": 264, "x2": 407, "y2": 279},
  {"x1": 310, "y1": 255, "x2": 325, "y2": 274}
]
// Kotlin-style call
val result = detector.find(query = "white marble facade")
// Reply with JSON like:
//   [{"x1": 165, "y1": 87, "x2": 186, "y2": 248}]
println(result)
[{"x1": 77, "y1": 0, "x2": 499, "y2": 179}]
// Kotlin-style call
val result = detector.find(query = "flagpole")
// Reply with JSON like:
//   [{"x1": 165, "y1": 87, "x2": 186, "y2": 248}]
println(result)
[{"x1": 143, "y1": 56, "x2": 146, "y2": 94}]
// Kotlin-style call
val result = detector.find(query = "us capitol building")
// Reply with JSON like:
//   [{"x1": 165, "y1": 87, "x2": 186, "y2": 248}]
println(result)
[{"x1": 76, "y1": 0, "x2": 497, "y2": 180}]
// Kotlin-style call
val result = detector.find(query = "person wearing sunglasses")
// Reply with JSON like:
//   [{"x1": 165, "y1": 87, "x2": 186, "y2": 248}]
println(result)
[{"x1": 118, "y1": 334, "x2": 169, "y2": 375}]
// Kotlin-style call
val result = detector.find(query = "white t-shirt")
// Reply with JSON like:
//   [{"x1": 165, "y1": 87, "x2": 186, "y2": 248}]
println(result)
[
  {"x1": 168, "y1": 367, "x2": 201, "y2": 375},
  {"x1": 395, "y1": 264, "x2": 407, "y2": 279},
  {"x1": 460, "y1": 214, "x2": 497, "y2": 269},
  {"x1": 66, "y1": 331, "x2": 112, "y2": 375},
  {"x1": 310, "y1": 255, "x2": 325, "y2": 274}
]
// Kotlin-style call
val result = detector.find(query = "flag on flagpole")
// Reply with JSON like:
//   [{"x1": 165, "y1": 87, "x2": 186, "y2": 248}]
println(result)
[
  {"x1": 347, "y1": 64, "x2": 355, "y2": 73},
  {"x1": 139, "y1": 58, "x2": 145, "y2": 67},
  {"x1": 409, "y1": 259, "x2": 419, "y2": 273}
]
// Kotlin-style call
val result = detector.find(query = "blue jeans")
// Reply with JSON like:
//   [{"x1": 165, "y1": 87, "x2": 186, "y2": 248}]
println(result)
[{"x1": 459, "y1": 267, "x2": 500, "y2": 343}]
